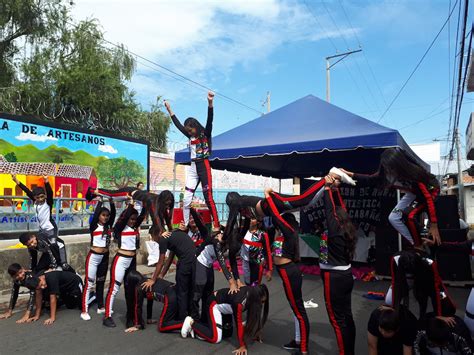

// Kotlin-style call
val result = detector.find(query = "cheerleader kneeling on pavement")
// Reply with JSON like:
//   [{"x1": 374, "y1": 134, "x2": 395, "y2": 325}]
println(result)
[
  {"x1": 180, "y1": 285, "x2": 269, "y2": 355},
  {"x1": 123, "y1": 270, "x2": 184, "y2": 333}
]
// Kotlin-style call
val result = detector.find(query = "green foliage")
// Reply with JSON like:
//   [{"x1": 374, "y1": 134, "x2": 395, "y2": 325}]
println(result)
[
  {"x1": 0, "y1": 0, "x2": 169, "y2": 152},
  {"x1": 4, "y1": 151, "x2": 18, "y2": 162},
  {"x1": 96, "y1": 157, "x2": 145, "y2": 189}
]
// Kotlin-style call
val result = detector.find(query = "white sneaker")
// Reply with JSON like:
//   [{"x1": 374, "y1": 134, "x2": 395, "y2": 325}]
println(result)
[
  {"x1": 330, "y1": 167, "x2": 356, "y2": 186},
  {"x1": 304, "y1": 299, "x2": 319, "y2": 309},
  {"x1": 97, "y1": 308, "x2": 106, "y2": 315},
  {"x1": 181, "y1": 316, "x2": 194, "y2": 338},
  {"x1": 81, "y1": 312, "x2": 91, "y2": 321}
]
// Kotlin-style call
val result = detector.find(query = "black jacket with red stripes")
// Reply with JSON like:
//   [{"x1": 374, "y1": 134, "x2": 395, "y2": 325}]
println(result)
[{"x1": 353, "y1": 172, "x2": 439, "y2": 223}]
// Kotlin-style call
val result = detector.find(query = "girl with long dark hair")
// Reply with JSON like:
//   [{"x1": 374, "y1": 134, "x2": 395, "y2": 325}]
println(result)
[
  {"x1": 87, "y1": 187, "x2": 174, "y2": 241},
  {"x1": 180, "y1": 285, "x2": 270, "y2": 355},
  {"x1": 103, "y1": 200, "x2": 146, "y2": 328},
  {"x1": 165, "y1": 91, "x2": 220, "y2": 232},
  {"x1": 319, "y1": 175, "x2": 357, "y2": 355},
  {"x1": 81, "y1": 197, "x2": 116, "y2": 321},
  {"x1": 123, "y1": 270, "x2": 184, "y2": 333},
  {"x1": 388, "y1": 249, "x2": 456, "y2": 320},
  {"x1": 341, "y1": 148, "x2": 441, "y2": 248}
]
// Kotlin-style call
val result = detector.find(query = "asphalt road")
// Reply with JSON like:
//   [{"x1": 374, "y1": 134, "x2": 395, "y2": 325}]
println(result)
[{"x1": 0, "y1": 270, "x2": 470, "y2": 355}]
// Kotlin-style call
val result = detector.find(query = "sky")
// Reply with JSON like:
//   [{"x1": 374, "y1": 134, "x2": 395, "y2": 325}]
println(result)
[
  {"x1": 70, "y1": 0, "x2": 474, "y2": 168},
  {"x1": 0, "y1": 116, "x2": 148, "y2": 170}
]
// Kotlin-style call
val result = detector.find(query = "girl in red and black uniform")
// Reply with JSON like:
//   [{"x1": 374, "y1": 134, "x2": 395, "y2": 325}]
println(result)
[
  {"x1": 81, "y1": 197, "x2": 116, "y2": 321},
  {"x1": 180, "y1": 285, "x2": 269, "y2": 355},
  {"x1": 103, "y1": 201, "x2": 146, "y2": 328},
  {"x1": 319, "y1": 175, "x2": 357, "y2": 355},
  {"x1": 387, "y1": 249, "x2": 456, "y2": 320},
  {"x1": 341, "y1": 148, "x2": 441, "y2": 248},
  {"x1": 239, "y1": 217, "x2": 273, "y2": 286},
  {"x1": 261, "y1": 207, "x2": 310, "y2": 354},
  {"x1": 123, "y1": 270, "x2": 184, "y2": 333},
  {"x1": 165, "y1": 91, "x2": 220, "y2": 232},
  {"x1": 87, "y1": 188, "x2": 174, "y2": 241}
]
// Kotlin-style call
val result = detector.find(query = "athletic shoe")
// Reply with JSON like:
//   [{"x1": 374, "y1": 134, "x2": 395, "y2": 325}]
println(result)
[
  {"x1": 97, "y1": 308, "x2": 106, "y2": 315},
  {"x1": 103, "y1": 317, "x2": 116, "y2": 328},
  {"x1": 80, "y1": 312, "x2": 91, "y2": 321},
  {"x1": 283, "y1": 340, "x2": 300, "y2": 350},
  {"x1": 303, "y1": 298, "x2": 318, "y2": 309},
  {"x1": 329, "y1": 167, "x2": 356, "y2": 186},
  {"x1": 181, "y1": 316, "x2": 194, "y2": 338}
]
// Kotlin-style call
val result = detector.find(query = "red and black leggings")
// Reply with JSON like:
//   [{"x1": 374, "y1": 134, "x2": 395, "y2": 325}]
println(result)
[
  {"x1": 321, "y1": 268, "x2": 356, "y2": 355},
  {"x1": 276, "y1": 262, "x2": 310, "y2": 353},
  {"x1": 184, "y1": 159, "x2": 219, "y2": 229},
  {"x1": 132, "y1": 282, "x2": 183, "y2": 332}
]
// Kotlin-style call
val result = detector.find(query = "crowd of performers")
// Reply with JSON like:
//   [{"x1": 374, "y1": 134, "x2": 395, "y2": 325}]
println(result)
[{"x1": 1, "y1": 92, "x2": 474, "y2": 354}]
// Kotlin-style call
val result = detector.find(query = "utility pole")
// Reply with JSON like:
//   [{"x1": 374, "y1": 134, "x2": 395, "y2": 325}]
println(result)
[
  {"x1": 456, "y1": 128, "x2": 465, "y2": 218},
  {"x1": 326, "y1": 49, "x2": 362, "y2": 102},
  {"x1": 261, "y1": 91, "x2": 271, "y2": 114}
]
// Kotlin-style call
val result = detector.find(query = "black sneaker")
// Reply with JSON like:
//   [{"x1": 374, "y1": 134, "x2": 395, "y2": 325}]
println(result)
[
  {"x1": 103, "y1": 317, "x2": 116, "y2": 328},
  {"x1": 283, "y1": 340, "x2": 300, "y2": 350}
]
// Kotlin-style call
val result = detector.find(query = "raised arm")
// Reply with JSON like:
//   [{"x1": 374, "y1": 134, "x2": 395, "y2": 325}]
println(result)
[
  {"x1": 12, "y1": 175, "x2": 35, "y2": 201},
  {"x1": 90, "y1": 200, "x2": 103, "y2": 232},
  {"x1": 43, "y1": 176, "x2": 53, "y2": 207},
  {"x1": 108, "y1": 200, "x2": 116, "y2": 228},
  {"x1": 165, "y1": 101, "x2": 190, "y2": 138},
  {"x1": 261, "y1": 232, "x2": 273, "y2": 273},
  {"x1": 205, "y1": 91, "x2": 214, "y2": 137},
  {"x1": 322, "y1": 187, "x2": 344, "y2": 238},
  {"x1": 114, "y1": 204, "x2": 135, "y2": 237},
  {"x1": 135, "y1": 207, "x2": 147, "y2": 228}
]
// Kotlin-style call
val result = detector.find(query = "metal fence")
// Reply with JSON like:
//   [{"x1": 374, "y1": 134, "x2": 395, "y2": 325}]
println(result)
[{"x1": 0, "y1": 195, "x2": 229, "y2": 235}]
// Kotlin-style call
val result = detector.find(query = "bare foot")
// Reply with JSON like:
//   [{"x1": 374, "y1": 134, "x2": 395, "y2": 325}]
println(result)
[{"x1": 147, "y1": 319, "x2": 157, "y2": 324}]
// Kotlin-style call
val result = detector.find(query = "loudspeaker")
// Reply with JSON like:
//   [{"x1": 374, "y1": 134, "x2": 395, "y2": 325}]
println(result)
[
  {"x1": 435, "y1": 195, "x2": 460, "y2": 229},
  {"x1": 437, "y1": 228, "x2": 472, "y2": 281}
]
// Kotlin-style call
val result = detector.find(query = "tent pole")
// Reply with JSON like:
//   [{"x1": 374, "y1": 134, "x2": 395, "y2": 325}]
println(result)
[
  {"x1": 173, "y1": 163, "x2": 177, "y2": 196},
  {"x1": 397, "y1": 189, "x2": 402, "y2": 252}
]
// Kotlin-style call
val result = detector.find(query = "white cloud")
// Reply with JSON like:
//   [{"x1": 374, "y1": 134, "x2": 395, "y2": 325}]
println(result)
[
  {"x1": 98, "y1": 144, "x2": 118, "y2": 154},
  {"x1": 15, "y1": 132, "x2": 58, "y2": 142},
  {"x1": 71, "y1": 0, "x2": 359, "y2": 102}
]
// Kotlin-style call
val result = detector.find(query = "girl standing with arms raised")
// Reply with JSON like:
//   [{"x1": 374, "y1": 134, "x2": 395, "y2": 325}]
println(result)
[
  {"x1": 165, "y1": 91, "x2": 220, "y2": 232},
  {"x1": 81, "y1": 197, "x2": 115, "y2": 321}
]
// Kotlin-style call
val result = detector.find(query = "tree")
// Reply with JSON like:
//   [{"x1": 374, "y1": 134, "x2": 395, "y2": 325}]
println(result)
[
  {"x1": 96, "y1": 157, "x2": 145, "y2": 189},
  {"x1": 4, "y1": 152, "x2": 18, "y2": 162},
  {"x1": 0, "y1": 1, "x2": 169, "y2": 152}
]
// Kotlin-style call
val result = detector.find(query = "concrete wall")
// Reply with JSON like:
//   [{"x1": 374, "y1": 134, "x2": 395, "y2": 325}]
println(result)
[{"x1": 0, "y1": 232, "x2": 150, "y2": 295}]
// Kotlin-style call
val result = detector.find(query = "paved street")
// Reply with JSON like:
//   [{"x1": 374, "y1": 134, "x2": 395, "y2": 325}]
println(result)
[{"x1": 0, "y1": 267, "x2": 470, "y2": 355}]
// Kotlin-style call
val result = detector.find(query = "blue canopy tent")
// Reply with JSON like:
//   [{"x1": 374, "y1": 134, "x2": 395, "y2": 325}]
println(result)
[{"x1": 174, "y1": 95, "x2": 428, "y2": 178}]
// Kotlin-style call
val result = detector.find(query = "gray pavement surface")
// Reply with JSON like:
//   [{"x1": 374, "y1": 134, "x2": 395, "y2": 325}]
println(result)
[{"x1": 0, "y1": 268, "x2": 470, "y2": 355}]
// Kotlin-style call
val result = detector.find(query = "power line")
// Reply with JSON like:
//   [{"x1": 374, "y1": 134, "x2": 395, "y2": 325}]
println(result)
[
  {"x1": 303, "y1": 0, "x2": 374, "y2": 116},
  {"x1": 447, "y1": 1, "x2": 470, "y2": 160},
  {"x1": 65, "y1": 19, "x2": 263, "y2": 116},
  {"x1": 321, "y1": 0, "x2": 381, "y2": 114},
  {"x1": 338, "y1": 0, "x2": 388, "y2": 107},
  {"x1": 377, "y1": 0, "x2": 460, "y2": 123}
]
